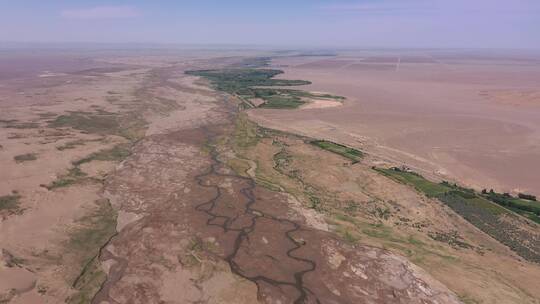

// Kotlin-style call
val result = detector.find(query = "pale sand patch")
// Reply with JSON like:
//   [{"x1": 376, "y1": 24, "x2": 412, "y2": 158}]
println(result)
[
  {"x1": 144, "y1": 87, "x2": 218, "y2": 136},
  {"x1": 38, "y1": 72, "x2": 66, "y2": 78},
  {"x1": 199, "y1": 271, "x2": 260, "y2": 303},
  {"x1": 79, "y1": 160, "x2": 117, "y2": 179},
  {"x1": 159, "y1": 265, "x2": 260, "y2": 304},
  {"x1": 115, "y1": 210, "x2": 143, "y2": 232},
  {"x1": 249, "y1": 98, "x2": 266, "y2": 107},
  {"x1": 8, "y1": 290, "x2": 56, "y2": 304},
  {"x1": 480, "y1": 89, "x2": 540, "y2": 107},
  {"x1": 172, "y1": 75, "x2": 215, "y2": 92},
  {"x1": 256, "y1": 52, "x2": 540, "y2": 196},
  {"x1": 286, "y1": 193, "x2": 329, "y2": 231},
  {"x1": 301, "y1": 98, "x2": 343, "y2": 109},
  {"x1": 0, "y1": 53, "x2": 238, "y2": 303},
  {"x1": 159, "y1": 267, "x2": 203, "y2": 302},
  {"x1": 0, "y1": 266, "x2": 35, "y2": 298},
  {"x1": 0, "y1": 185, "x2": 102, "y2": 251}
]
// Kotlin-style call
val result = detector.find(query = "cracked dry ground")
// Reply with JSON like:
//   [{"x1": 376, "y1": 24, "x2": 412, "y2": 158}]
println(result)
[{"x1": 95, "y1": 83, "x2": 462, "y2": 302}]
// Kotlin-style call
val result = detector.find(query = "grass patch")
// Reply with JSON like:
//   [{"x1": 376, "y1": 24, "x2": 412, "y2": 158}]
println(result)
[
  {"x1": 48, "y1": 111, "x2": 145, "y2": 141},
  {"x1": 308, "y1": 195, "x2": 323, "y2": 211},
  {"x1": 66, "y1": 199, "x2": 117, "y2": 304},
  {"x1": 361, "y1": 224, "x2": 397, "y2": 241},
  {"x1": 310, "y1": 140, "x2": 363, "y2": 163},
  {"x1": 14, "y1": 153, "x2": 37, "y2": 163},
  {"x1": 117, "y1": 112, "x2": 147, "y2": 141},
  {"x1": 332, "y1": 223, "x2": 360, "y2": 244},
  {"x1": 37, "y1": 112, "x2": 58, "y2": 119},
  {"x1": 56, "y1": 139, "x2": 86, "y2": 151},
  {"x1": 254, "y1": 176, "x2": 283, "y2": 192},
  {"x1": 227, "y1": 158, "x2": 251, "y2": 177},
  {"x1": 49, "y1": 112, "x2": 120, "y2": 135},
  {"x1": 73, "y1": 144, "x2": 131, "y2": 166},
  {"x1": 428, "y1": 231, "x2": 473, "y2": 249},
  {"x1": 68, "y1": 199, "x2": 116, "y2": 265},
  {"x1": 0, "y1": 193, "x2": 21, "y2": 212},
  {"x1": 506, "y1": 207, "x2": 540, "y2": 224},
  {"x1": 374, "y1": 168, "x2": 451, "y2": 197},
  {"x1": 233, "y1": 114, "x2": 260, "y2": 149},
  {"x1": 44, "y1": 167, "x2": 88, "y2": 190},
  {"x1": 459, "y1": 295, "x2": 481, "y2": 304},
  {"x1": 255, "y1": 89, "x2": 306, "y2": 108},
  {"x1": 46, "y1": 144, "x2": 131, "y2": 190},
  {"x1": 335, "y1": 213, "x2": 357, "y2": 223},
  {"x1": 0, "y1": 119, "x2": 39, "y2": 129},
  {"x1": 67, "y1": 257, "x2": 106, "y2": 304}
]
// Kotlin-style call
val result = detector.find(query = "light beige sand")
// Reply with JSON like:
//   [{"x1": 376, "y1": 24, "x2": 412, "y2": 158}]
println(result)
[
  {"x1": 300, "y1": 98, "x2": 343, "y2": 109},
  {"x1": 249, "y1": 50, "x2": 540, "y2": 196},
  {"x1": 0, "y1": 51, "x2": 245, "y2": 303},
  {"x1": 2, "y1": 49, "x2": 539, "y2": 303}
]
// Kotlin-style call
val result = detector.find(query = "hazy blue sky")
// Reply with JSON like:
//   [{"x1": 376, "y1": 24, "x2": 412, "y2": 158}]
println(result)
[{"x1": 1, "y1": 0, "x2": 539, "y2": 48}]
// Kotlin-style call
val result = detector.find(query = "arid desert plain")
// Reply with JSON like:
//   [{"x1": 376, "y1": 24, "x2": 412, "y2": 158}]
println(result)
[
  {"x1": 1, "y1": 49, "x2": 540, "y2": 304},
  {"x1": 250, "y1": 50, "x2": 540, "y2": 196}
]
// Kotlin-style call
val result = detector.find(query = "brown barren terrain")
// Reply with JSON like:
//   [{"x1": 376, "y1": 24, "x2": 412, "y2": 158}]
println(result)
[
  {"x1": 1, "y1": 50, "x2": 540, "y2": 304},
  {"x1": 250, "y1": 50, "x2": 540, "y2": 196}
]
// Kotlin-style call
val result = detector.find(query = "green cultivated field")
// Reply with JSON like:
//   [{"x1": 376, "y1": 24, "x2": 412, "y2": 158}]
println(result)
[
  {"x1": 375, "y1": 168, "x2": 451, "y2": 197},
  {"x1": 481, "y1": 191, "x2": 540, "y2": 224},
  {"x1": 374, "y1": 167, "x2": 540, "y2": 263},
  {"x1": 186, "y1": 62, "x2": 343, "y2": 109},
  {"x1": 310, "y1": 140, "x2": 363, "y2": 163}
]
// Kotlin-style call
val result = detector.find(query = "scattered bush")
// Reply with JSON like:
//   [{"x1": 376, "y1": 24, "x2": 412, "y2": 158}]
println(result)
[
  {"x1": 310, "y1": 140, "x2": 363, "y2": 163},
  {"x1": 518, "y1": 193, "x2": 537, "y2": 201},
  {"x1": 14, "y1": 153, "x2": 37, "y2": 163}
]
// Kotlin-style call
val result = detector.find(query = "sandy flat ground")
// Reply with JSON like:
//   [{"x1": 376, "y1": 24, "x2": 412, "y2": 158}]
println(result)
[
  {"x1": 249, "y1": 50, "x2": 540, "y2": 196},
  {"x1": 0, "y1": 50, "x2": 259, "y2": 303},
  {"x1": 2, "y1": 48, "x2": 540, "y2": 304}
]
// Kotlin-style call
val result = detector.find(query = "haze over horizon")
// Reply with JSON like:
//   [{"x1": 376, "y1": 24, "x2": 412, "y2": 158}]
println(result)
[
  {"x1": 3, "y1": 1, "x2": 540, "y2": 304},
  {"x1": 1, "y1": 0, "x2": 540, "y2": 49}
]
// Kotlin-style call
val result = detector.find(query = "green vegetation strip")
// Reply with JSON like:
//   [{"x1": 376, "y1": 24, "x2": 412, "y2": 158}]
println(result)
[
  {"x1": 45, "y1": 144, "x2": 131, "y2": 190},
  {"x1": 49, "y1": 112, "x2": 120, "y2": 135},
  {"x1": 67, "y1": 199, "x2": 117, "y2": 304},
  {"x1": 48, "y1": 111, "x2": 146, "y2": 141},
  {"x1": 44, "y1": 167, "x2": 87, "y2": 190},
  {"x1": 481, "y1": 190, "x2": 540, "y2": 224},
  {"x1": 310, "y1": 140, "x2": 363, "y2": 163},
  {"x1": 73, "y1": 144, "x2": 131, "y2": 166},
  {"x1": 0, "y1": 119, "x2": 39, "y2": 129},
  {"x1": 57, "y1": 139, "x2": 87, "y2": 151},
  {"x1": 374, "y1": 167, "x2": 540, "y2": 263},
  {"x1": 186, "y1": 64, "x2": 343, "y2": 109}
]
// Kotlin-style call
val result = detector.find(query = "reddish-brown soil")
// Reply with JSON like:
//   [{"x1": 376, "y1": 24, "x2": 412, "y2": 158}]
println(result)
[
  {"x1": 95, "y1": 121, "x2": 461, "y2": 303},
  {"x1": 6, "y1": 50, "x2": 531, "y2": 304}
]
